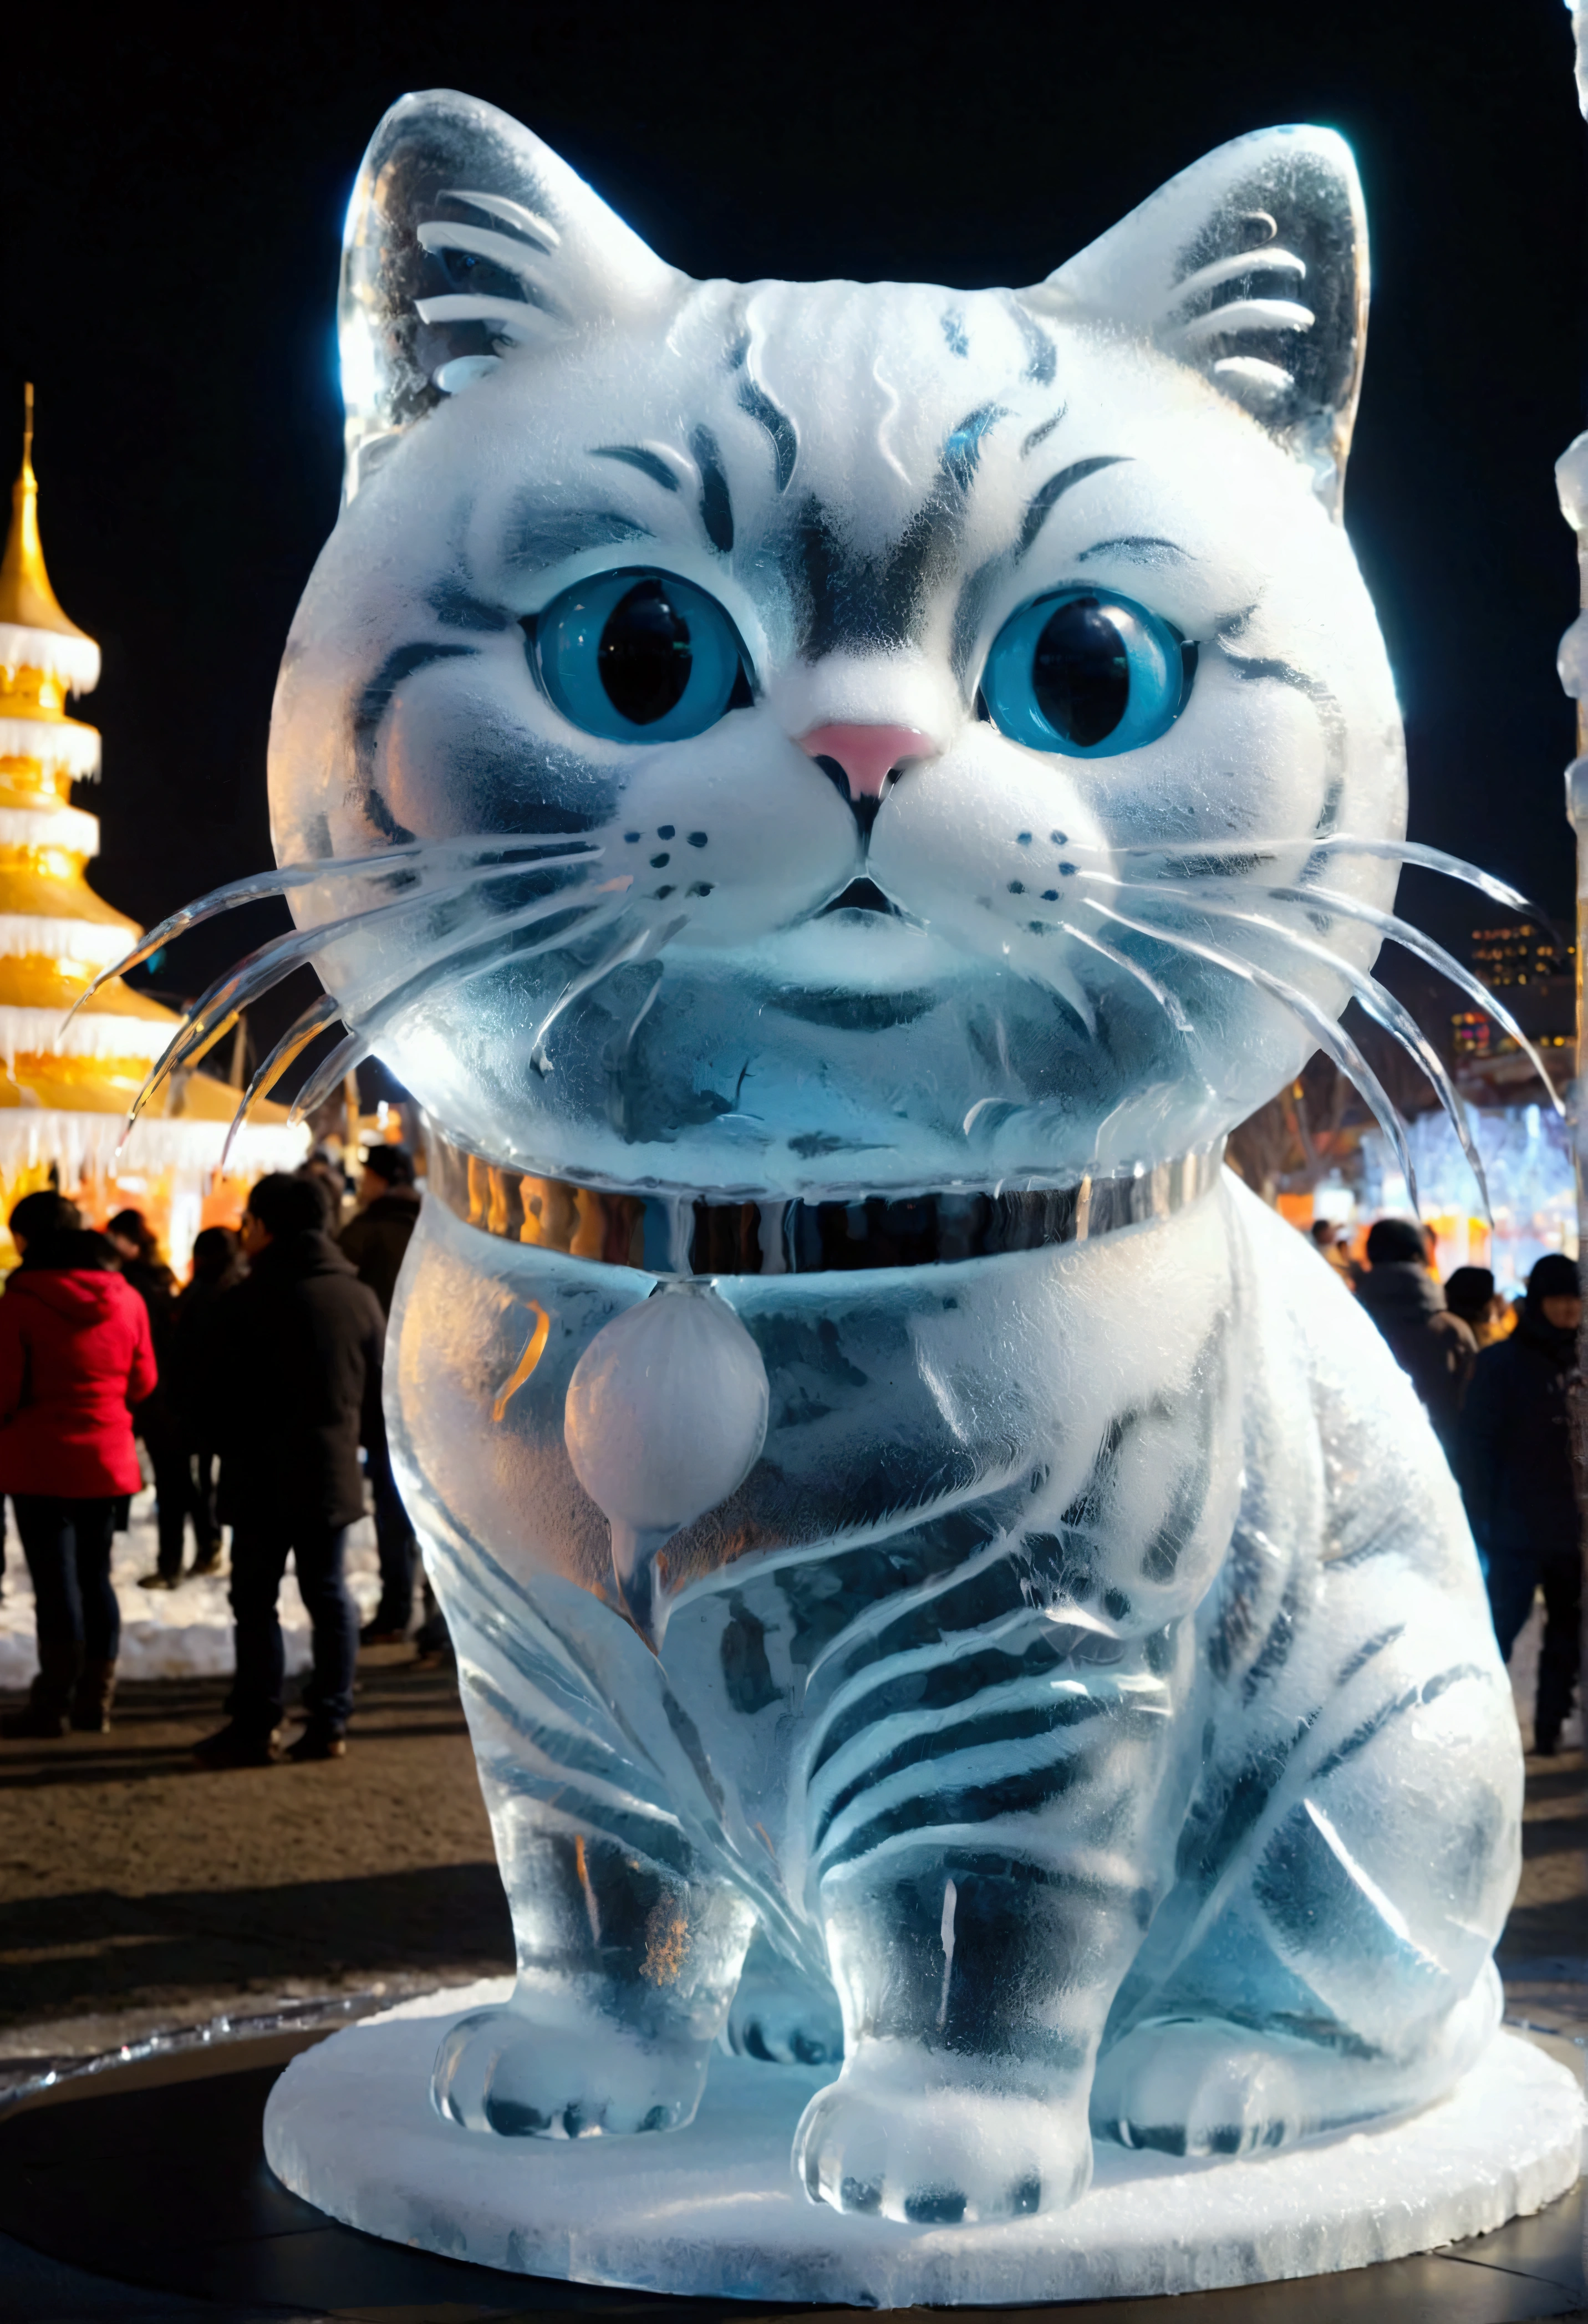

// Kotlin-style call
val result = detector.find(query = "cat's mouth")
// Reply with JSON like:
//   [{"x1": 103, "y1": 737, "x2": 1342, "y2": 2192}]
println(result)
[{"x1": 819, "y1": 878, "x2": 898, "y2": 918}]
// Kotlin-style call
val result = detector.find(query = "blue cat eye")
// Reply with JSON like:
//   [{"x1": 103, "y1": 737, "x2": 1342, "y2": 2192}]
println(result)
[
  {"x1": 532, "y1": 569, "x2": 749, "y2": 744},
  {"x1": 980, "y1": 588, "x2": 1193, "y2": 758}
]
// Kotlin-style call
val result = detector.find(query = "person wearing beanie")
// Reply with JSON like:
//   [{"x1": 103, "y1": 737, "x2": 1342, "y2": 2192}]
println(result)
[
  {"x1": 1355, "y1": 1217, "x2": 1477, "y2": 1459},
  {"x1": 0, "y1": 1191, "x2": 156, "y2": 1738},
  {"x1": 1444, "y1": 1265, "x2": 1510, "y2": 1349},
  {"x1": 194, "y1": 1173, "x2": 386, "y2": 1767},
  {"x1": 1461, "y1": 1251, "x2": 1583, "y2": 1754}
]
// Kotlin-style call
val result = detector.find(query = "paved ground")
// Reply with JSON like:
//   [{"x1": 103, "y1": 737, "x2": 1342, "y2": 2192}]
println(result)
[{"x1": 0, "y1": 1649, "x2": 512, "y2": 2072}]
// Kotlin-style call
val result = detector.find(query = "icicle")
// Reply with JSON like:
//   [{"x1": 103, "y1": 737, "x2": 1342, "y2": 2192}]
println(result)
[{"x1": 221, "y1": 992, "x2": 344, "y2": 1170}]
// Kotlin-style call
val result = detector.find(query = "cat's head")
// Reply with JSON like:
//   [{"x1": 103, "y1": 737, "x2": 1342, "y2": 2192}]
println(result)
[{"x1": 269, "y1": 92, "x2": 1402, "y2": 1197}]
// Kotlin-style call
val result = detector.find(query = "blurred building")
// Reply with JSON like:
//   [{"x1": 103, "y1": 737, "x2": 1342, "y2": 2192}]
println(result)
[
  {"x1": 0, "y1": 388, "x2": 303, "y2": 1267},
  {"x1": 1451, "y1": 921, "x2": 1575, "y2": 1093}
]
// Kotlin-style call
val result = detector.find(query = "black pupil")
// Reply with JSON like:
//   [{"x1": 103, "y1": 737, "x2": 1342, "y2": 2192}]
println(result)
[
  {"x1": 1031, "y1": 597, "x2": 1129, "y2": 747},
  {"x1": 598, "y1": 579, "x2": 693, "y2": 725}
]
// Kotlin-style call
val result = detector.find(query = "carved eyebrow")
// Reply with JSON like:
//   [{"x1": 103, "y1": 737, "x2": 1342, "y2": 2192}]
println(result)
[
  {"x1": 1020, "y1": 407, "x2": 1066, "y2": 459},
  {"x1": 690, "y1": 425, "x2": 735, "y2": 553},
  {"x1": 591, "y1": 445, "x2": 680, "y2": 493},
  {"x1": 737, "y1": 377, "x2": 798, "y2": 491},
  {"x1": 1015, "y1": 456, "x2": 1130, "y2": 562},
  {"x1": 943, "y1": 405, "x2": 1005, "y2": 493},
  {"x1": 503, "y1": 504, "x2": 652, "y2": 569},
  {"x1": 1074, "y1": 534, "x2": 1190, "y2": 565}
]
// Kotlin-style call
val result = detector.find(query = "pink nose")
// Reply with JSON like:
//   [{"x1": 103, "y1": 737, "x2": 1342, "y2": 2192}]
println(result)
[{"x1": 797, "y1": 723, "x2": 935, "y2": 800}]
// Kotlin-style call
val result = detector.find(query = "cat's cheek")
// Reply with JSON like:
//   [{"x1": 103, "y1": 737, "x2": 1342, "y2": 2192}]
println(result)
[
  {"x1": 868, "y1": 731, "x2": 1109, "y2": 949},
  {"x1": 374, "y1": 650, "x2": 622, "y2": 839},
  {"x1": 1081, "y1": 675, "x2": 1330, "y2": 858},
  {"x1": 610, "y1": 723, "x2": 862, "y2": 948}
]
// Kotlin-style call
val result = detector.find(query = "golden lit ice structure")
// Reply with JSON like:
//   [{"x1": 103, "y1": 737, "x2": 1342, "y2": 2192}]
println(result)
[{"x1": 0, "y1": 386, "x2": 304, "y2": 1262}]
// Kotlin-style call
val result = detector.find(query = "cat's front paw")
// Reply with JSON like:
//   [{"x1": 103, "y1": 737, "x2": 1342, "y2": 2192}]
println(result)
[
  {"x1": 1090, "y1": 2020, "x2": 1306, "y2": 2157},
  {"x1": 433, "y1": 2001, "x2": 711, "y2": 2138},
  {"x1": 791, "y1": 2041, "x2": 1092, "y2": 2223}
]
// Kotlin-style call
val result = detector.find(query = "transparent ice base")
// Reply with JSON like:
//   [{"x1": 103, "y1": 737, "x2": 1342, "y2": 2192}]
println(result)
[{"x1": 263, "y1": 1982, "x2": 1585, "y2": 2308}]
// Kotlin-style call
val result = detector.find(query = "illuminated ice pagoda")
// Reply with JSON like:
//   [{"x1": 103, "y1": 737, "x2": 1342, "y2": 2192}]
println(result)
[{"x1": 0, "y1": 387, "x2": 304, "y2": 1266}]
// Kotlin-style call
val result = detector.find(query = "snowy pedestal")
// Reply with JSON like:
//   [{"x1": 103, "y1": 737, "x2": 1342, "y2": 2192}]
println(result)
[{"x1": 263, "y1": 1980, "x2": 1585, "y2": 2308}]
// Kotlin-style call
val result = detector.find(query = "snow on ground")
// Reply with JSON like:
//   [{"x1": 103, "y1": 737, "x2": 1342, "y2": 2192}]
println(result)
[{"x1": 0, "y1": 1490, "x2": 381, "y2": 1686}]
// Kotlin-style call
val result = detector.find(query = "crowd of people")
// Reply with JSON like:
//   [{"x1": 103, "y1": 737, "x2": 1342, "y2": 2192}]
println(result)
[
  {"x1": 0, "y1": 1144, "x2": 429, "y2": 1766},
  {"x1": 0, "y1": 1160, "x2": 1578, "y2": 1765},
  {"x1": 1322, "y1": 1215, "x2": 1584, "y2": 1755}
]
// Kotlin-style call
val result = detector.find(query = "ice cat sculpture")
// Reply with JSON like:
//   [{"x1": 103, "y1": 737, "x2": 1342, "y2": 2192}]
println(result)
[{"x1": 125, "y1": 94, "x2": 1532, "y2": 2228}]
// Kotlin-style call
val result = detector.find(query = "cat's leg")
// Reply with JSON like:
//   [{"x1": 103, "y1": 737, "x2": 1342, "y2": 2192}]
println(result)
[
  {"x1": 789, "y1": 1602, "x2": 1196, "y2": 2224},
  {"x1": 1091, "y1": 1210, "x2": 1524, "y2": 2158},
  {"x1": 720, "y1": 1925, "x2": 844, "y2": 2068},
  {"x1": 421, "y1": 1540, "x2": 760, "y2": 2139},
  {"x1": 1092, "y1": 1966, "x2": 1504, "y2": 2159},
  {"x1": 794, "y1": 1844, "x2": 1156, "y2": 2222},
  {"x1": 434, "y1": 1809, "x2": 758, "y2": 2137},
  {"x1": 1091, "y1": 1617, "x2": 1517, "y2": 2156}
]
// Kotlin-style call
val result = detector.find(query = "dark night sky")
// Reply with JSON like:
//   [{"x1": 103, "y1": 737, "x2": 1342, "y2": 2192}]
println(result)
[{"x1": 3, "y1": 1, "x2": 1584, "y2": 1070}]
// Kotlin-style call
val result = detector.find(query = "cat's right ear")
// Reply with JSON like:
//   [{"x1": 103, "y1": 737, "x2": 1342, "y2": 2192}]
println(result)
[
  {"x1": 1031, "y1": 127, "x2": 1367, "y2": 518},
  {"x1": 338, "y1": 90, "x2": 683, "y2": 500}
]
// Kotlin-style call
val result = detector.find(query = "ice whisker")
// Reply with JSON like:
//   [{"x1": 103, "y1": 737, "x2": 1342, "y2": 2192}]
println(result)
[
  {"x1": 1080, "y1": 897, "x2": 1419, "y2": 1206},
  {"x1": 1061, "y1": 921, "x2": 1195, "y2": 1038},
  {"x1": 221, "y1": 992, "x2": 344, "y2": 1170},
  {"x1": 530, "y1": 913, "x2": 691, "y2": 1076},
  {"x1": 289, "y1": 1028, "x2": 371, "y2": 1129},
  {"x1": 328, "y1": 890, "x2": 639, "y2": 1062},
  {"x1": 1259, "y1": 881, "x2": 1564, "y2": 1115},
  {"x1": 1106, "y1": 881, "x2": 1490, "y2": 1219},
  {"x1": 1098, "y1": 870, "x2": 1566, "y2": 1120},
  {"x1": 1055, "y1": 833, "x2": 1548, "y2": 924},
  {"x1": 65, "y1": 838, "x2": 604, "y2": 1029},
  {"x1": 125, "y1": 868, "x2": 603, "y2": 1137}
]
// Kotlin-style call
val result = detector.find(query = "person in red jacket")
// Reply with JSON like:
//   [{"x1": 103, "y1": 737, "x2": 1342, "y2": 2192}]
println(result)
[{"x1": 0, "y1": 1191, "x2": 156, "y2": 1739}]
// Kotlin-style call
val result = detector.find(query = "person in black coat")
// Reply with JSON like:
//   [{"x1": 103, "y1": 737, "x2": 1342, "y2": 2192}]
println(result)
[
  {"x1": 194, "y1": 1174, "x2": 386, "y2": 1768},
  {"x1": 166, "y1": 1226, "x2": 245, "y2": 1575},
  {"x1": 106, "y1": 1209, "x2": 191, "y2": 1589},
  {"x1": 1462, "y1": 1251, "x2": 1583, "y2": 1755},
  {"x1": 1355, "y1": 1217, "x2": 1476, "y2": 1461},
  {"x1": 338, "y1": 1144, "x2": 422, "y2": 1642}
]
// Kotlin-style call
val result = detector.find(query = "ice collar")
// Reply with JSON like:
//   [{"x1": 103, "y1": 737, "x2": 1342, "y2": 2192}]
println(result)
[{"x1": 423, "y1": 1122, "x2": 1226, "y2": 1278}]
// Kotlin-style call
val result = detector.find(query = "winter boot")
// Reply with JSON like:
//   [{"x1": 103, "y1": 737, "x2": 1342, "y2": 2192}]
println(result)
[
  {"x1": 2, "y1": 1642, "x2": 79, "y2": 1739},
  {"x1": 70, "y1": 1658, "x2": 118, "y2": 1734}
]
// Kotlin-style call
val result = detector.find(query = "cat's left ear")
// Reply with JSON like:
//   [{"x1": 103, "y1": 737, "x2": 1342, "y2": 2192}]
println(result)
[
  {"x1": 1032, "y1": 127, "x2": 1367, "y2": 517},
  {"x1": 338, "y1": 89, "x2": 683, "y2": 498}
]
